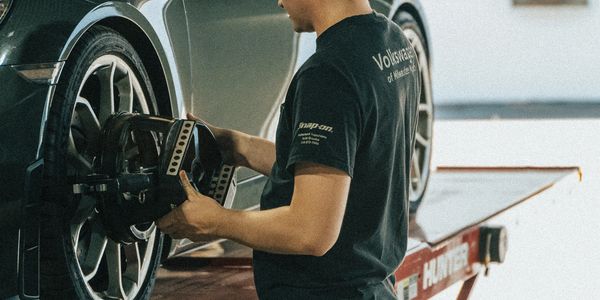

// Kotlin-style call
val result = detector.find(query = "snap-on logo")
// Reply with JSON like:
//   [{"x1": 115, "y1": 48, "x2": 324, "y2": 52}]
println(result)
[{"x1": 298, "y1": 122, "x2": 333, "y2": 133}]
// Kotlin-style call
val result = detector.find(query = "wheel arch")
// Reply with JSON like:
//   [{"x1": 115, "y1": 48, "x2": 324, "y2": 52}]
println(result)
[
  {"x1": 55, "y1": 3, "x2": 180, "y2": 118},
  {"x1": 390, "y1": 0, "x2": 432, "y2": 63},
  {"x1": 44, "y1": 4, "x2": 180, "y2": 264},
  {"x1": 94, "y1": 17, "x2": 172, "y2": 116}
]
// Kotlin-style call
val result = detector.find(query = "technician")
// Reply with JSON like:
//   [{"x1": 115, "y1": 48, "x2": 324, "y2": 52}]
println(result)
[{"x1": 157, "y1": 0, "x2": 421, "y2": 298}]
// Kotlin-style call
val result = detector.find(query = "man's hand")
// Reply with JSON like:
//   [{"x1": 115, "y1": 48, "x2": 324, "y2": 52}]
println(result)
[
  {"x1": 187, "y1": 113, "x2": 248, "y2": 167},
  {"x1": 186, "y1": 113, "x2": 275, "y2": 176},
  {"x1": 156, "y1": 171, "x2": 225, "y2": 242}
]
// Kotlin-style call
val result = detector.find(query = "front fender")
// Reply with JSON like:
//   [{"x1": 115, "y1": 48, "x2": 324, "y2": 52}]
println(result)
[
  {"x1": 0, "y1": 2, "x2": 188, "y2": 297},
  {"x1": 56, "y1": 1, "x2": 187, "y2": 119}
]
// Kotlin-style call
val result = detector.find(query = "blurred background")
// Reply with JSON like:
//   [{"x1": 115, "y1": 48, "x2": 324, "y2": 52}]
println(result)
[
  {"x1": 419, "y1": 0, "x2": 600, "y2": 298},
  {"x1": 424, "y1": 0, "x2": 600, "y2": 107}
]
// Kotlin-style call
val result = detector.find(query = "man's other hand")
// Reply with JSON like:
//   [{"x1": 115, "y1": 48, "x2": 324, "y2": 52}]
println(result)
[
  {"x1": 156, "y1": 171, "x2": 224, "y2": 242},
  {"x1": 187, "y1": 113, "x2": 249, "y2": 167}
]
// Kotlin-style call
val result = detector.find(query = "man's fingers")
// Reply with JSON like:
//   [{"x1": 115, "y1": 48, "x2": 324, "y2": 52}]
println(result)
[
  {"x1": 156, "y1": 210, "x2": 177, "y2": 230},
  {"x1": 156, "y1": 206, "x2": 187, "y2": 234},
  {"x1": 187, "y1": 113, "x2": 217, "y2": 130},
  {"x1": 186, "y1": 112, "x2": 199, "y2": 121},
  {"x1": 168, "y1": 232, "x2": 187, "y2": 240},
  {"x1": 157, "y1": 210, "x2": 188, "y2": 239},
  {"x1": 179, "y1": 171, "x2": 197, "y2": 198}
]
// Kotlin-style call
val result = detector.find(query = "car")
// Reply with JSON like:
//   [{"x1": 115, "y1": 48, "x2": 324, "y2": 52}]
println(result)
[{"x1": 0, "y1": 0, "x2": 433, "y2": 299}]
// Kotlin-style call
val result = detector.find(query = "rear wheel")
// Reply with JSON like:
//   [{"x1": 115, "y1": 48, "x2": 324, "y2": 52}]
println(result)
[
  {"x1": 395, "y1": 12, "x2": 434, "y2": 214},
  {"x1": 42, "y1": 26, "x2": 163, "y2": 299}
]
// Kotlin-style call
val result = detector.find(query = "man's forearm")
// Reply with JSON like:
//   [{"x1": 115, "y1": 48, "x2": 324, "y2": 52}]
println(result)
[
  {"x1": 238, "y1": 133, "x2": 275, "y2": 177},
  {"x1": 215, "y1": 206, "x2": 328, "y2": 256},
  {"x1": 200, "y1": 120, "x2": 274, "y2": 176},
  {"x1": 158, "y1": 163, "x2": 348, "y2": 257}
]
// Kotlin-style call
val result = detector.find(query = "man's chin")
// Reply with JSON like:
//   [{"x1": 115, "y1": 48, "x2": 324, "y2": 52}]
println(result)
[{"x1": 292, "y1": 24, "x2": 315, "y2": 33}]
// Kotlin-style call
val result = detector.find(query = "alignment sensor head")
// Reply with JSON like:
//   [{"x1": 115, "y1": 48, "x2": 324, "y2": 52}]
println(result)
[{"x1": 95, "y1": 114, "x2": 226, "y2": 243}]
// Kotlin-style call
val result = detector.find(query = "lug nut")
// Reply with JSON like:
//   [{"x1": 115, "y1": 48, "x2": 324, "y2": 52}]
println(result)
[{"x1": 138, "y1": 191, "x2": 146, "y2": 204}]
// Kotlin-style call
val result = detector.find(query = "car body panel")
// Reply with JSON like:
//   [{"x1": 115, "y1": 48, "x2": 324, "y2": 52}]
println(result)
[
  {"x1": 0, "y1": 0, "x2": 430, "y2": 298},
  {"x1": 185, "y1": 0, "x2": 297, "y2": 139},
  {"x1": 56, "y1": 0, "x2": 191, "y2": 124},
  {"x1": 0, "y1": 65, "x2": 51, "y2": 299},
  {"x1": 0, "y1": 1, "x2": 93, "y2": 66}
]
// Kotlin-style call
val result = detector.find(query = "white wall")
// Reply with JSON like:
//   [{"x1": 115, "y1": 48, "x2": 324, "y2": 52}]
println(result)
[{"x1": 421, "y1": 0, "x2": 600, "y2": 104}]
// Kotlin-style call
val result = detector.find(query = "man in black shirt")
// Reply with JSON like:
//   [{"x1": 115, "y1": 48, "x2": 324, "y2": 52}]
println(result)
[{"x1": 158, "y1": 0, "x2": 420, "y2": 299}]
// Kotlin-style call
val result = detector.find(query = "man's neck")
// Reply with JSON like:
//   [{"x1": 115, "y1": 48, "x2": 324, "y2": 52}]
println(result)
[{"x1": 312, "y1": 2, "x2": 373, "y2": 37}]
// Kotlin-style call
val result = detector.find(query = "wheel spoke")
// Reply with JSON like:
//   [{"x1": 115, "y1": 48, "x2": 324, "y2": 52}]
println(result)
[
  {"x1": 131, "y1": 78, "x2": 150, "y2": 114},
  {"x1": 415, "y1": 132, "x2": 430, "y2": 147},
  {"x1": 411, "y1": 150, "x2": 421, "y2": 185},
  {"x1": 81, "y1": 219, "x2": 108, "y2": 282},
  {"x1": 71, "y1": 195, "x2": 97, "y2": 228},
  {"x1": 123, "y1": 242, "x2": 142, "y2": 288},
  {"x1": 116, "y1": 71, "x2": 134, "y2": 113},
  {"x1": 67, "y1": 132, "x2": 93, "y2": 173},
  {"x1": 75, "y1": 97, "x2": 101, "y2": 153},
  {"x1": 105, "y1": 240, "x2": 127, "y2": 299},
  {"x1": 97, "y1": 62, "x2": 117, "y2": 124},
  {"x1": 71, "y1": 222, "x2": 84, "y2": 251}
]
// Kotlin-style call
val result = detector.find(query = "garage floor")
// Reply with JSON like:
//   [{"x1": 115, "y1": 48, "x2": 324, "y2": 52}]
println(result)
[
  {"x1": 151, "y1": 245, "x2": 256, "y2": 300},
  {"x1": 151, "y1": 259, "x2": 256, "y2": 300}
]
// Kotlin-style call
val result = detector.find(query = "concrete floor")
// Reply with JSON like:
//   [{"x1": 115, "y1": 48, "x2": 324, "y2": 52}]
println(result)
[
  {"x1": 152, "y1": 259, "x2": 257, "y2": 300},
  {"x1": 152, "y1": 240, "x2": 256, "y2": 300}
]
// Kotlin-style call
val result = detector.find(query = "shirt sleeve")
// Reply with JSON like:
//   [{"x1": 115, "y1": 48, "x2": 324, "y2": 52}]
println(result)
[{"x1": 286, "y1": 65, "x2": 363, "y2": 178}]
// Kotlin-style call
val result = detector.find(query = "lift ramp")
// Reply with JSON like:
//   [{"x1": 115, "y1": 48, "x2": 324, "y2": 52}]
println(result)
[
  {"x1": 410, "y1": 166, "x2": 580, "y2": 245},
  {"x1": 151, "y1": 166, "x2": 580, "y2": 300}
]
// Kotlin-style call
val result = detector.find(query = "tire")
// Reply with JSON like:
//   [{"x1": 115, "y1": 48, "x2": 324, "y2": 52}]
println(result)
[
  {"x1": 41, "y1": 26, "x2": 163, "y2": 299},
  {"x1": 394, "y1": 12, "x2": 434, "y2": 214}
]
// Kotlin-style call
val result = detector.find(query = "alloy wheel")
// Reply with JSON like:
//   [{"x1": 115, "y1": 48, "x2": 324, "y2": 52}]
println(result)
[{"x1": 67, "y1": 54, "x2": 158, "y2": 299}]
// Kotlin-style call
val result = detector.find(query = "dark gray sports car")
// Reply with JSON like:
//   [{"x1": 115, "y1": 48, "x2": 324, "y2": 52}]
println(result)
[{"x1": 0, "y1": 0, "x2": 433, "y2": 299}]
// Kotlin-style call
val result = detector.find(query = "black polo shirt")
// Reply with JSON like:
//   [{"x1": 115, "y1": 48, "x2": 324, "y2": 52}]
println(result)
[{"x1": 253, "y1": 11, "x2": 421, "y2": 299}]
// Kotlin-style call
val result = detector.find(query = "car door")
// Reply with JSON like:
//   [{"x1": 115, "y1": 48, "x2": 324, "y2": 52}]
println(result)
[
  {"x1": 184, "y1": 0, "x2": 297, "y2": 140},
  {"x1": 182, "y1": 0, "x2": 297, "y2": 211}
]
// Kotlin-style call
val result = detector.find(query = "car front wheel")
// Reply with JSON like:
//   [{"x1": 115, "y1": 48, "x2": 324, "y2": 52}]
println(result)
[{"x1": 41, "y1": 26, "x2": 163, "y2": 299}]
